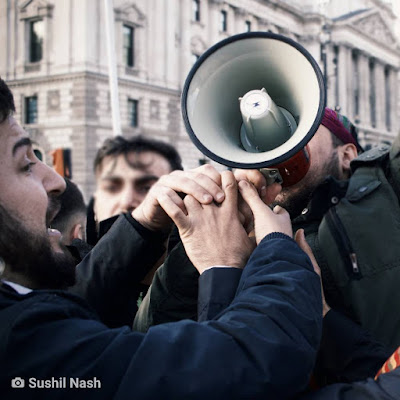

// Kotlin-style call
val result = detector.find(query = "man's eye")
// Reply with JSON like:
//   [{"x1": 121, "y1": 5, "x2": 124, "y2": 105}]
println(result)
[
  {"x1": 103, "y1": 184, "x2": 120, "y2": 193},
  {"x1": 138, "y1": 185, "x2": 152, "y2": 194},
  {"x1": 22, "y1": 162, "x2": 36, "y2": 173}
]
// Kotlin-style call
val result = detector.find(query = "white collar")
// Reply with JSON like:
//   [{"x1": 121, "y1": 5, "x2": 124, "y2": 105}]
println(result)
[{"x1": 1, "y1": 280, "x2": 32, "y2": 295}]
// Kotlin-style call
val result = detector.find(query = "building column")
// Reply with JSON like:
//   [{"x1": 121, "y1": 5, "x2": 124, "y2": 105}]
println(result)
[
  {"x1": 178, "y1": 0, "x2": 191, "y2": 84},
  {"x1": 358, "y1": 52, "x2": 370, "y2": 126},
  {"x1": 389, "y1": 67, "x2": 399, "y2": 135},
  {"x1": 326, "y1": 43, "x2": 335, "y2": 107},
  {"x1": 337, "y1": 44, "x2": 350, "y2": 115},
  {"x1": 375, "y1": 61, "x2": 385, "y2": 130}
]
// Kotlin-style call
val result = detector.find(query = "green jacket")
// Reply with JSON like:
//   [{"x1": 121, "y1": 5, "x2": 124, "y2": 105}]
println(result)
[
  {"x1": 305, "y1": 139, "x2": 400, "y2": 351},
  {"x1": 135, "y1": 136, "x2": 400, "y2": 350}
]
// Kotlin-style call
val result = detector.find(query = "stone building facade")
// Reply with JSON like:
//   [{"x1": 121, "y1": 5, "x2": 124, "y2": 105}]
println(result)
[{"x1": 0, "y1": 0, "x2": 399, "y2": 198}]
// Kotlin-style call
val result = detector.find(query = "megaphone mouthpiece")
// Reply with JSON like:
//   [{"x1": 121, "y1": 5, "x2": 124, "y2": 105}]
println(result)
[{"x1": 239, "y1": 87, "x2": 296, "y2": 152}]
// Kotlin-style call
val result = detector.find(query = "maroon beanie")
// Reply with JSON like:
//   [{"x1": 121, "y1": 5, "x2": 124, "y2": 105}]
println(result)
[{"x1": 321, "y1": 108, "x2": 363, "y2": 152}]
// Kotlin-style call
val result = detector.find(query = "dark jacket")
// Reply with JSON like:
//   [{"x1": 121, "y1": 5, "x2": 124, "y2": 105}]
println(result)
[
  {"x1": 135, "y1": 141, "x2": 400, "y2": 352},
  {"x1": 300, "y1": 369, "x2": 400, "y2": 400},
  {"x1": 80, "y1": 202, "x2": 179, "y2": 326},
  {"x1": 194, "y1": 267, "x2": 400, "y2": 399},
  {"x1": 294, "y1": 143, "x2": 400, "y2": 350},
  {"x1": 195, "y1": 266, "x2": 390, "y2": 384},
  {"x1": 0, "y1": 234, "x2": 322, "y2": 400},
  {"x1": 71, "y1": 213, "x2": 168, "y2": 327}
]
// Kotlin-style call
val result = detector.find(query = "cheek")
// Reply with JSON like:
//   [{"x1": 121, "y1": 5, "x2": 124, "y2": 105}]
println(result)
[
  {"x1": 94, "y1": 191, "x2": 120, "y2": 221},
  {"x1": 0, "y1": 183, "x2": 48, "y2": 231}
]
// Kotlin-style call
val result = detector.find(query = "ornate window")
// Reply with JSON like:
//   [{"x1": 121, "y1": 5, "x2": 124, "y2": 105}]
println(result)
[
  {"x1": 20, "y1": 1, "x2": 53, "y2": 68},
  {"x1": 115, "y1": 3, "x2": 145, "y2": 73}
]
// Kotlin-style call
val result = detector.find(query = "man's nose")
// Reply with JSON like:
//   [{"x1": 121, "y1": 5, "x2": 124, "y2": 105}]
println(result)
[
  {"x1": 119, "y1": 187, "x2": 140, "y2": 212},
  {"x1": 42, "y1": 162, "x2": 66, "y2": 196}
]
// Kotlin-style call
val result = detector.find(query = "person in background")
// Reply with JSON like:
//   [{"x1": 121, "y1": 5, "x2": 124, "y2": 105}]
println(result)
[
  {"x1": 73, "y1": 136, "x2": 183, "y2": 320},
  {"x1": 51, "y1": 178, "x2": 87, "y2": 246},
  {"x1": 87, "y1": 135, "x2": 182, "y2": 247}
]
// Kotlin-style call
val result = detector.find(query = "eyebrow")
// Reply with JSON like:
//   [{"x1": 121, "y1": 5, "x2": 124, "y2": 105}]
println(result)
[
  {"x1": 12, "y1": 137, "x2": 32, "y2": 156},
  {"x1": 101, "y1": 175, "x2": 159, "y2": 184}
]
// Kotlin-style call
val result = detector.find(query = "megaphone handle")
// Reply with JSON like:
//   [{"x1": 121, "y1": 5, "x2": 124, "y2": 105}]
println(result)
[{"x1": 259, "y1": 168, "x2": 283, "y2": 186}]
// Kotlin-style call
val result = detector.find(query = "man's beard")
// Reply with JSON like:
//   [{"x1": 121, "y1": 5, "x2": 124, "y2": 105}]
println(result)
[
  {"x1": 0, "y1": 205, "x2": 76, "y2": 290},
  {"x1": 274, "y1": 150, "x2": 341, "y2": 219}
]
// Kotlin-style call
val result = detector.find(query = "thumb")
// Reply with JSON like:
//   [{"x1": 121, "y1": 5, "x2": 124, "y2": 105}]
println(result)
[
  {"x1": 157, "y1": 193, "x2": 189, "y2": 232},
  {"x1": 238, "y1": 180, "x2": 266, "y2": 215}
]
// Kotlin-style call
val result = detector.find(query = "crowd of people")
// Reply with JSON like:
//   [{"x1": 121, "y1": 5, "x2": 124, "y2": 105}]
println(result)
[{"x1": 1, "y1": 73, "x2": 400, "y2": 400}]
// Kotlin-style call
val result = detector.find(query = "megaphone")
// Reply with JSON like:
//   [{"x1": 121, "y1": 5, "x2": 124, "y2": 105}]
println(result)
[{"x1": 181, "y1": 32, "x2": 326, "y2": 186}]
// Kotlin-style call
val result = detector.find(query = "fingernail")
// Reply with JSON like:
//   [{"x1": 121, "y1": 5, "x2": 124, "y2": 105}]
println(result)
[
  {"x1": 203, "y1": 194, "x2": 212, "y2": 202},
  {"x1": 216, "y1": 192, "x2": 225, "y2": 202}
]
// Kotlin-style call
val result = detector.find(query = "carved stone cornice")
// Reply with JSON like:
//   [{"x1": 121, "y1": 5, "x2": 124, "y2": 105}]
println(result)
[{"x1": 353, "y1": 12, "x2": 396, "y2": 47}]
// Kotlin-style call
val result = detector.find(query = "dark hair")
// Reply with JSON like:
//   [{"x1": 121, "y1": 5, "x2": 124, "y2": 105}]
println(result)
[
  {"x1": 329, "y1": 131, "x2": 346, "y2": 149},
  {"x1": 329, "y1": 127, "x2": 362, "y2": 154},
  {"x1": 51, "y1": 178, "x2": 86, "y2": 235},
  {"x1": 0, "y1": 78, "x2": 16, "y2": 123},
  {"x1": 94, "y1": 135, "x2": 183, "y2": 173}
]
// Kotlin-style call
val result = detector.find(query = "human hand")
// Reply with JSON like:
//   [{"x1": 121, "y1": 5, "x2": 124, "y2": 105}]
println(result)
[
  {"x1": 238, "y1": 179, "x2": 292, "y2": 245},
  {"x1": 234, "y1": 169, "x2": 281, "y2": 235},
  {"x1": 132, "y1": 164, "x2": 225, "y2": 232},
  {"x1": 295, "y1": 229, "x2": 331, "y2": 317},
  {"x1": 234, "y1": 169, "x2": 282, "y2": 204},
  {"x1": 158, "y1": 171, "x2": 255, "y2": 274}
]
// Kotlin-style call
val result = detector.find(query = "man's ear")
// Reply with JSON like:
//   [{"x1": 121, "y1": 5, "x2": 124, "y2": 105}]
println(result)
[
  {"x1": 71, "y1": 223, "x2": 84, "y2": 241},
  {"x1": 339, "y1": 143, "x2": 358, "y2": 177}
]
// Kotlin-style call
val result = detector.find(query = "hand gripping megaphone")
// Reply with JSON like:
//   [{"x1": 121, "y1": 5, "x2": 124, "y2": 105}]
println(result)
[{"x1": 181, "y1": 32, "x2": 326, "y2": 186}]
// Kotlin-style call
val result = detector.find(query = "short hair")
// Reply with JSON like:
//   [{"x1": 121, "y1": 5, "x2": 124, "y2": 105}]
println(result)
[
  {"x1": 0, "y1": 78, "x2": 16, "y2": 123},
  {"x1": 51, "y1": 178, "x2": 87, "y2": 235},
  {"x1": 94, "y1": 135, "x2": 183, "y2": 174},
  {"x1": 322, "y1": 107, "x2": 363, "y2": 153}
]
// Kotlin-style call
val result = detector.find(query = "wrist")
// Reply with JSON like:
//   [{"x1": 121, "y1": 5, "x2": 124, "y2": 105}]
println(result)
[
  {"x1": 131, "y1": 207, "x2": 159, "y2": 232},
  {"x1": 196, "y1": 259, "x2": 245, "y2": 274}
]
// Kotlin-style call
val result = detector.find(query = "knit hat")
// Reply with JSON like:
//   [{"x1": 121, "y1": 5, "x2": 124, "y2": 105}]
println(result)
[{"x1": 321, "y1": 108, "x2": 363, "y2": 153}]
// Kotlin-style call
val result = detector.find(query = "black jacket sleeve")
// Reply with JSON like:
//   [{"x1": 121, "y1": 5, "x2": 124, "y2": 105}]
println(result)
[
  {"x1": 301, "y1": 368, "x2": 400, "y2": 400},
  {"x1": 197, "y1": 267, "x2": 242, "y2": 321},
  {"x1": 314, "y1": 310, "x2": 390, "y2": 385},
  {"x1": 133, "y1": 241, "x2": 199, "y2": 332},
  {"x1": 70, "y1": 214, "x2": 167, "y2": 327}
]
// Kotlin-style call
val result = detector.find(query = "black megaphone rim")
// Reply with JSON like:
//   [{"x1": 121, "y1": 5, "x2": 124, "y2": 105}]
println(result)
[{"x1": 181, "y1": 31, "x2": 326, "y2": 169}]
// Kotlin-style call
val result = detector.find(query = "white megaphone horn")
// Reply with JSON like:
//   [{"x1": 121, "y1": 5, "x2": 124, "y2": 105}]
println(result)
[{"x1": 181, "y1": 32, "x2": 326, "y2": 186}]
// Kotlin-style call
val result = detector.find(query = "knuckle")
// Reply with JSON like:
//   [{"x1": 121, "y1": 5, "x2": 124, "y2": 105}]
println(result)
[
  {"x1": 223, "y1": 181, "x2": 236, "y2": 191},
  {"x1": 200, "y1": 164, "x2": 214, "y2": 173},
  {"x1": 169, "y1": 170, "x2": 182, "y2": 177}
]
